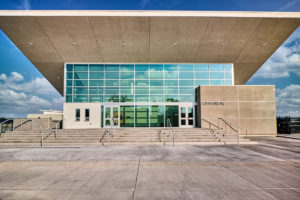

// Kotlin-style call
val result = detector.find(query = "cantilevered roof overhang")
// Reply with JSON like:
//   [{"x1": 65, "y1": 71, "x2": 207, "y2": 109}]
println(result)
[{"x1": 0, "y1": 10, "x2": 299, "y2": 95}]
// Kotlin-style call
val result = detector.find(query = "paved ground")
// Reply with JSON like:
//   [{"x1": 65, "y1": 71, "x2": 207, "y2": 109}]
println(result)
[{"x1": 0, "y1": 137, "x2": 299, "y2": 200}]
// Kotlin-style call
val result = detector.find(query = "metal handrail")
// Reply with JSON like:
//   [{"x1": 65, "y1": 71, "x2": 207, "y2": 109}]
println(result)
[
  {"x1": 201, "y1": 119, "x2": 223, "y2": 130},
  {"x1": 41, "y1": 120, "x2": 62, "y2": 147},
  {"x1": 227, "y1": 121, "x2": 248, "y2": 138},
  {"x1": 167, "y1": 118, "x2": 175, "y2": 147},
  {"x1": 101, "y1": 119, "x2": 116, "y2": 147},
  {"x1": 218, "y1": 118, "x2": 246, "y2": 146},
  {"x1": 13, "y1": 119, "x2": 33, "y2": 131}
]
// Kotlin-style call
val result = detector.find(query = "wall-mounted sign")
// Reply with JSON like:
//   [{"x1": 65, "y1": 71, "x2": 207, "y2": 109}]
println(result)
[{"x1": 201, "y1": 102, "x2": 225, "y2": 106}]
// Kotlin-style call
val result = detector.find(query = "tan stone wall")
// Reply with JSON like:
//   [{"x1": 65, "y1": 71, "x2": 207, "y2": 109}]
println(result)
[
  {"x1": 197, "y1": 85, "x2": 276, "y2": 136},
  {"x1": 13, "y1": 118, "x2": 53, "y2": 131}
]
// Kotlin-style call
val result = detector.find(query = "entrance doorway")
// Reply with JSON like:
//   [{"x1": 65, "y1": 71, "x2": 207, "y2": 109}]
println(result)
[
  {"x1": 179, "y1": 106, "x2": 194, "y2": 127},
  {"x1": 104, "y1": 106, "x2": 120, "y2": 128}
]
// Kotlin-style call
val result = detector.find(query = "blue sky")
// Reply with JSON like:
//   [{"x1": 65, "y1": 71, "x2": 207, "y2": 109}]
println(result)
[{"x1": 0, "y1": 0, "x2": 299, "y2": 117}]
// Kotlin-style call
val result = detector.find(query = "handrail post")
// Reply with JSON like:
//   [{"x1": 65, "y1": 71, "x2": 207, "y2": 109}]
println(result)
[
  {"x1": 55, "y1": 124, "x2": 57, "y2": 138},
  {"x1": 41, "y1": 131, "x2": 43, "y2": 147},
  {"x1": 107, "y1": 130, "x2": 109, "y2": 147},
  {"x1": 172, "y1": 129, "x2": 174, "y2": 147},
  {"x1": 246, "y1": 130, "x2": 248, "y2": 138},
  {"x1": 238, "y1": 130, "x2": 240, "y2": 146}
]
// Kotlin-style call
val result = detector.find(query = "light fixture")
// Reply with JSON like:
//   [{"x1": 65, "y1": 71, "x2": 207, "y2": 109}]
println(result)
[
  {"x1": 221, "y1": 42, "x2": 226, "y2": 47},
  {"x1": 173, "y1": 42, "x2": 177, "y2": 46},
  {"x1": 72, "y1": 41, "x2": 79, "y2": 46},
  {"x1": 28, "y1": 41, "x2": 33, "y2": 46},
  {"x1": 262, "y1": 42, "x2": 268, "y2": 47},
  {"x1": 121, "y1": 41, "x2": 126, "y2": 46},
  {"x1": 57, "y1": 76, "x2": 61, "y2": 80}
]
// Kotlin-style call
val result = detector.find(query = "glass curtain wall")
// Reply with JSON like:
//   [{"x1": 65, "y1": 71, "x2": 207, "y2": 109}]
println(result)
[{"x1": 65, "y1": 63, "x2": 233, "y2": 103}]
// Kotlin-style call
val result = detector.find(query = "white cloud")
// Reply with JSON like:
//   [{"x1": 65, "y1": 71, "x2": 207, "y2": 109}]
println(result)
[
  {"x1": 17, "y1": 0, "x2": 31, "y2": 10},
  {"x1": 0, "y1": 73, "x2": 57, "y2": 96},
  {"x1": 10, "y1": 72, "x2": 24, "y2": 82},
  {"x1": 276, "y1": 84, "x2": 300, "y2": 117},
  {"x1": 278, "y1": 0, "x2": 300, "y2": 11},
  {"x1": 0, "y1": 73, "x2": 7, "y2": 81},
  {"x1": 0, "y1": 72, "x2": 62, "y2": 118},
  {"x1": 139, "y1": 0, "x2": 151, "y2": 8},
  {"x1": 253, "y1": 28, "x2": 300, "y2": 79}
]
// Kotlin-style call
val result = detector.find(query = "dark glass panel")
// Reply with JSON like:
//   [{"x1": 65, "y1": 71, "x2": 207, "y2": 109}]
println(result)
[
  {"x1": 135, "y1": 106, "x2": 149, "y2": 127},
  {"x1": 120, "y1": 106, "x2": 135, "y2": 127},
  {"x1": 150, "y1": 106, "x2": 164, "y2": 127},
  {"x1": 165, "y1": 106, "x2": 179, "y2": 127}
]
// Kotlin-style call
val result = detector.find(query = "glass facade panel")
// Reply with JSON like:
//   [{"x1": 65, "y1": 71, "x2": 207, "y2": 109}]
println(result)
[
  {"x1": 210, "y1": 80, "x2": 224, "y2": 85},
  {"x1": 179, "y1": 80, "x2": 194, "y2": 87},
  {"x1": 89, "y1": 64, "x2": 104, "y2": 71},
  {"x1": 179, "y1": 64, "x2": 193, "y2": 71},
  {"x1": 74, "y1": 87, "x2": 88, "y2": 94},
  {"x1": 135, "y1": 106, "x2": 149, "y2": 127},
  {"x1": 194, "y1": 64, "x2": 208, "y2": 71},
  {"x1": 66, "y1": 64, "x2": 73, "y2": 72},
  {"x1": 90, "y1": 72, "x2": 103, "y2": 79},
  {"x1": 73, "y1": 95, "x2": 88, "y2": 102},
  {"x1": 120, "y1": 64, "x2": 134, "y2": 72},
  {"x1": 105, "y1": 64, "x2": 119, "y2": 71},
  {"x1": 120, "y1": 106, "x2": 135, "y2": 127},
  {"x1": 121, "y1": 72, "x2": 134, "y2": 79},
  {"x1": 74, "y1": 80, "x2": 88, "y2": 86},
  {"x1": 105, "y1": 72, "x2": 119, "y2": 79},
  {"x1": 74, "y1": 72, "x2": 88, "y2": 79},
  {"x1": 150, "y1": 106, "x2": 164, "y2": 127},
  {"x1": 74, "y1": 64, "x2": 88, "y2": 71},
  {"x1": 165, "y1": 106, "x2": 179, "y2": 127},
  {"x1": 225, "y1": 72, "x2": 232, "y2": 79},
  {"x1": 209, "y1": 64, "x2": 224, "y2": 71},
  {"x1": 65, "y1": 63, "x2": 233, "y2": 103},
  {"x1": 135, "y1": 72, "x2": 149, "y2": 79},
  {"x1": 210, "y1": 72, "x2": 224, "y2": 79},
  {"x1": 195, "y1": 72, "x2": 209, "y2": 79},
  {"x1": 66, "y1": 72, "x2": 73, "y2": 79},
  {"x1": 135, "y1": 64, "x2": 149, "y2": 71}
]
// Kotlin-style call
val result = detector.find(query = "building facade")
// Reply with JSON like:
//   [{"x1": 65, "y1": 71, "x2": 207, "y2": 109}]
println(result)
[
  {"x1": 64, "y1": 63, "x2": 233, "y2": 129},
  {"x1": 1, "y1": 10, "x2": 299, "y2": 135}
]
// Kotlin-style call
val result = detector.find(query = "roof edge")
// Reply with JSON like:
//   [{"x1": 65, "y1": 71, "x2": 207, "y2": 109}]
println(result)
[{"x1": 0, "y1": 10, "x2": 300, "y2": 18}]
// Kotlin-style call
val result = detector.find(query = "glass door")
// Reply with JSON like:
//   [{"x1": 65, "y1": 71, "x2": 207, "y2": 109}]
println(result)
[
  {"x1": 104, "y1": 106, "x2": 120, "y2": 128},
  {"x1": 179, "y1": 106, "x2": 194, "y2": 128}
]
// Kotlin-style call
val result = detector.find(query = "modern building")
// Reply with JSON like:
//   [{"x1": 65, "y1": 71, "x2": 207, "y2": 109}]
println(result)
[{"x1": 0, "y1": 11, "x2": 299, "y2": 136}]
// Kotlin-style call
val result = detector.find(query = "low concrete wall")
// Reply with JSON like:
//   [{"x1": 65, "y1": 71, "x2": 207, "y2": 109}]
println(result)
[
  {"x1": 197, "y1": 85, "x2": 277, "y2": 136},
  {"x1": 13, "y1": 118, "x2": 53, "y2": 131}
]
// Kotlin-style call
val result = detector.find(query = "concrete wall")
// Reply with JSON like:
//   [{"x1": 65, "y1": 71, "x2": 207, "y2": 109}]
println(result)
[
  {"x1": 13, "y1": 118, "x2": 53, "y2": 131},
  {"x1": 197, "y1": 85, "x2": 276, "y2": 136},
  {"x1": 63, "y1": 103, "x2": 101, "y2": 129},
  {"x1": 27, "y1": 113, "x2": 63, "y2": 121}
]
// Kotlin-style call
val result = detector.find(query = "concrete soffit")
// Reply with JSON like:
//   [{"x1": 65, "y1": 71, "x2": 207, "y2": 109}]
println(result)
[{"x1": 0, "y1": 11, "x2": 299, "y2": 95}]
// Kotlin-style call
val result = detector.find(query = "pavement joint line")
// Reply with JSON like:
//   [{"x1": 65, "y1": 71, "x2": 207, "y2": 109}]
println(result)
[
  {"x1": 132, "y1": 146, "x2": 142, "y2": 200},
  {"x1": 257, "y1": 143, "x2": 300, "y2": 153},
  {"x1": 218, "y1": 163, "x2": 280, "y2": 200},
  {"x1": 232, "y1": 145, "x2": 285, "y2": 161}
]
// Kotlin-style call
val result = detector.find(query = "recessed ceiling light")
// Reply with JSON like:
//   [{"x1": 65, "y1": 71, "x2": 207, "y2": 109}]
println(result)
[
  {"x1": 121, "y1": 41, "x2": 126, "y2": 46},
  {"x1": 28, "y1": 41, "x2": 33, "y2": 46},
  {"x1": 221, "y1": 42, "x2": 226, "y2": 47},
  {"x1": 72, "y1": 41, "x2": 79, "y2": 46},
  {"x1": 57, "y1": 76, "x2": 61, "y2": 79},
  {"x1": 173, "y1": 42, "x2": 177, "y2": 46},
  {"x1": 262, "y1": 42, "x2": 268, "y2": 47}
]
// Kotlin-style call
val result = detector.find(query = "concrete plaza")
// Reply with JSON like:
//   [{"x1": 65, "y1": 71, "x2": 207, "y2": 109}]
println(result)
[{"x1": 0, "y1": 136, "x2": 299, "y2": 200}]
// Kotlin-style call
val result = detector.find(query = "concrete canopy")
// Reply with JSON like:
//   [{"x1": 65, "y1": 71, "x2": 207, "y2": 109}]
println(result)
[{"x1": 0, "y1": 11, "x2": 299, "y2": 95}]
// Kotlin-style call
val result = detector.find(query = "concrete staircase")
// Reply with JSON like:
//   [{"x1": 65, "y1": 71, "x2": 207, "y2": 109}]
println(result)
[{"x1": 0, "y1": 128, "x2": 255, "y2": 147}]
